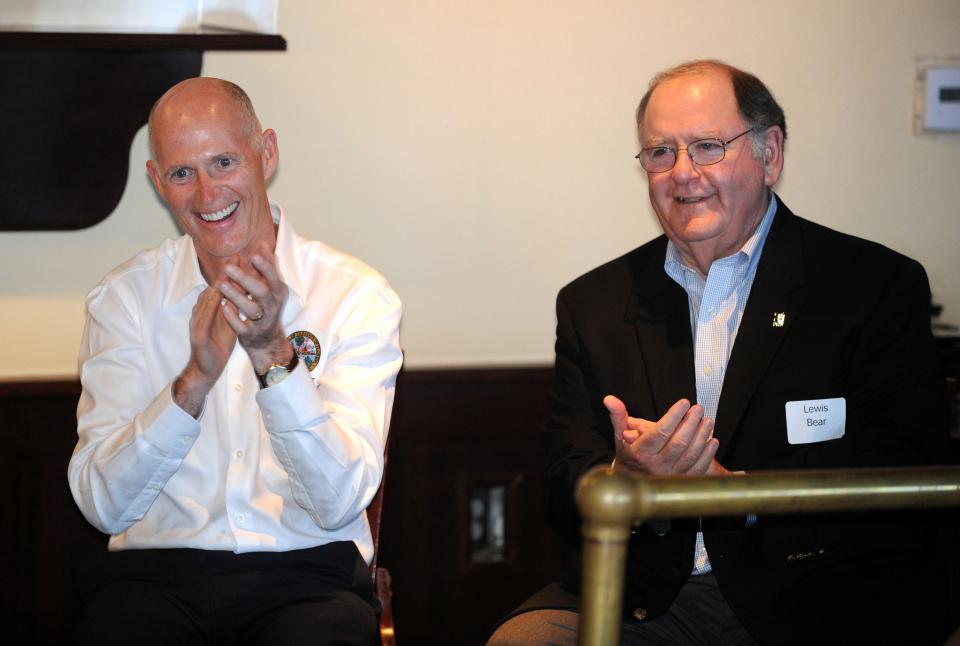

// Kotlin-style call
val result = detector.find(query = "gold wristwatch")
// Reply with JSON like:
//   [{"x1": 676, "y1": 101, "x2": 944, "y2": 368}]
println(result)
[{"x1": 256, "y1": 350, "x2": 299, "y2": 389}]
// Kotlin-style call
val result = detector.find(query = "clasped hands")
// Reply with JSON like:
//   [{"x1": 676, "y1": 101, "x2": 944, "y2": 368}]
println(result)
[
  {"x1": 174, "y1": 241, "x2": 292, "y2": 416},
  {"x1": 605, "y1": 395, "x2": 729, "y2": 476}
]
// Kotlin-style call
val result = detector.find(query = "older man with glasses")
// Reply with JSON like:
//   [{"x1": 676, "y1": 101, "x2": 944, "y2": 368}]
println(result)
[{"x1": 489, "y1": 60, "x2": 949, "y2": 646}]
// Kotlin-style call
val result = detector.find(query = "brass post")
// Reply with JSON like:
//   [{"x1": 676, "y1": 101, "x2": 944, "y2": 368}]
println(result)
[
  {"x1": 575, "y1": 465, "x2": 960, "y2": 646},
  {"x1": 575, "y1": 467, "x2": 636, "y2": 646}
]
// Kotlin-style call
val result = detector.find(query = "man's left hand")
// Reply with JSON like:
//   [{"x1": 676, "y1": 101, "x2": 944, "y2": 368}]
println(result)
[
  {"x1": 218, "y1": 240, "x2": 293, "y2": 373},
  {"x1": 605, "y1": 395, "x2": 731, "y2": 476}
]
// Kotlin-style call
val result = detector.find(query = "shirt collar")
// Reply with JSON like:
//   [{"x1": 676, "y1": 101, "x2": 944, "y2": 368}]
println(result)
[
  {"x1": 272, "y1": 201, "x2": 307, "y2": 308},
  {"x1": 162, "y1": 200, "x2": 307, "y2": 308},
  {"x1": 164, "y1": 235, "x2": 206, "y2": 306}
]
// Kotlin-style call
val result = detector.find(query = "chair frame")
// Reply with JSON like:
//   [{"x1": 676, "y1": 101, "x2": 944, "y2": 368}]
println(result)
[{"x1": 366, "y1": 443, "x2": 396, "y2": 645}]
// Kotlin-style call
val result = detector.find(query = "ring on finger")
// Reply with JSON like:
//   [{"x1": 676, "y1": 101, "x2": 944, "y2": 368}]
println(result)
[{"x1": 250, "y1": 310, "x2": 265, "y2": 322}]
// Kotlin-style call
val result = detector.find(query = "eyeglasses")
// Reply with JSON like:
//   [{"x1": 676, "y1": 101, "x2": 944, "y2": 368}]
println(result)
[{"x1": 635, "y1": 128, "x2": 754, "y2": 173}]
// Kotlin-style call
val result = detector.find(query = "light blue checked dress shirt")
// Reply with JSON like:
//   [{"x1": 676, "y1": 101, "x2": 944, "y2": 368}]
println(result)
[{"x1": 662, "y1": 193, "x2": 778, "y2": 575}]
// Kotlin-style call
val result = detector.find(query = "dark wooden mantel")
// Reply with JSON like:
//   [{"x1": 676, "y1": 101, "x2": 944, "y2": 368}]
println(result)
[{"x1": 0, "y1": 28, "x2": 286, "y2": 231}]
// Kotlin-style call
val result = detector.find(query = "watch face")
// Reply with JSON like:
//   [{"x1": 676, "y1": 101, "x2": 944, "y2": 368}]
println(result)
[
  {"x1": 258, "y1": 350, "x2": 299, "y2": 389},
  {"x1": 264, "y1": 364, "x2": 290, "y2": 387}
]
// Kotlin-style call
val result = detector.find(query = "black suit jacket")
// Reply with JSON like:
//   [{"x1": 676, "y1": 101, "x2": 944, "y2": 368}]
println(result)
[{"x1": 541, "y1": 197, "x2": 948, "y2": 644}]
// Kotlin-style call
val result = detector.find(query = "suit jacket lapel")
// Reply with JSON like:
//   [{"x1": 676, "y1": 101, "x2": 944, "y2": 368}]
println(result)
[
  {"x1": 625, "y1": 237, "x2": 697, "y2": 416},
  {"x1": 714, "y1": 202, "x2": 808, "y2": 461}
]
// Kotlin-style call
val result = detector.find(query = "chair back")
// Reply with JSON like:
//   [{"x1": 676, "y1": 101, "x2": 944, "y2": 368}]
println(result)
[
  {"x1": 366, "y1": 466, "x2": 387, "y2": 577},
  {"x1": 365, "y1": 433, "x2": 396, "y2": 645}
]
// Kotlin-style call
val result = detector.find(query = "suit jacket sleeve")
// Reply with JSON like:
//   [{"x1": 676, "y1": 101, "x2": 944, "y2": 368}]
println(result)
[{"x1": 542, "y1": 287, "x2": 617, "y2": 542}]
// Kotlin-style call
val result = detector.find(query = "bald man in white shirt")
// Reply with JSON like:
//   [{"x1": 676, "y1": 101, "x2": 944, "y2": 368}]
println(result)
[{"x1": 69, "y1": 77, "x2": 402, "y2": 646}]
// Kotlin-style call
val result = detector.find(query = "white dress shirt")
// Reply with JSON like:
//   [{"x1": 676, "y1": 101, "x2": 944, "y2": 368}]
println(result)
[{"x1": 68, "y1": 202, "x2": 402, "y2": 563}]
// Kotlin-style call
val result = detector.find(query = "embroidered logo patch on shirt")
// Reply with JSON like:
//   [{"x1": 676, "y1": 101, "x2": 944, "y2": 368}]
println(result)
[{"x1": 288, "y1": 330, "x2": 321, "y2": 371}]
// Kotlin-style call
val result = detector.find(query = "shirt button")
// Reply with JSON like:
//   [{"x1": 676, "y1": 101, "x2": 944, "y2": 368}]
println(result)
[
  {"x1": 235, "y1": 449, "x2": 245, "y2": 460},
  {"x1": 237, "y1": 513, "x2": 246, "y2": 524},
  {"x1": 181, "y1": 436, "x2": 190, "y2": 445},
  {"x1": 234, "y1": 383, "x2": 243, "y2": 392},
  {"x1": 704, "y1": 365, "x2": 714, "y2": 376}
]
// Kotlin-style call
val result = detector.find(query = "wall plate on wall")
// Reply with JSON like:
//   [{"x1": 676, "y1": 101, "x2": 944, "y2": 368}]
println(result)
[{"x1": 915, "y1": 57, "x2": 960, "y2": 134}]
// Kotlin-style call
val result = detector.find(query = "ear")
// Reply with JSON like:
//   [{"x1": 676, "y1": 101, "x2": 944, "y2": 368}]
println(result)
[
  {"x1": 146, "y1": 159, "x2": 166, "y2": 198},
  {"x1": 260, "y1": 129, "x2": 279, "y2": 182},
  {"x1": 761, "y1": 126, "x2": 784, "y2": 186}
]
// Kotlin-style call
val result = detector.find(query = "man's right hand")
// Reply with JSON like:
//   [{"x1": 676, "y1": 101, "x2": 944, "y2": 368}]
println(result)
[
  {"x1": 173, "y1": 285, "x2": 238, "y2": 417},
  {"x1": 604, "y1": 395, "x2": 725, "y2": 476}
]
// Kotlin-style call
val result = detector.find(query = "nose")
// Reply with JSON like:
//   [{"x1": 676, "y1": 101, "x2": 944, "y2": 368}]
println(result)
[
  {"x1": 195, "y1": 172, "x2": 219, "y2": 205},
  {"x1": 669, "y1": 147, "x2": 700, "y2": 182}
]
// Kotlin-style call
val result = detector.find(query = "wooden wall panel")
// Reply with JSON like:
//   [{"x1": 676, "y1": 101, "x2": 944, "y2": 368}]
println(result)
[
  {"x1": 0, "y1": 381, "x2": 106, "y2": 646},
  {"x1": 381, "y1": 367, "x2": 576, "y2": 645}
]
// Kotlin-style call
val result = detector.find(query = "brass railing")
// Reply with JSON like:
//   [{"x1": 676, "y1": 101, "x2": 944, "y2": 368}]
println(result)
[{"x1": 575, "y1": 465, "x2": 960, "y2": 646}]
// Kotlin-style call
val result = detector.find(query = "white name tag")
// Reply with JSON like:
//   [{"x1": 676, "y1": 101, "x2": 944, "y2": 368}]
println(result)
[{"x1": 785, "y1": 398, "x2": 846, "y2": 445}]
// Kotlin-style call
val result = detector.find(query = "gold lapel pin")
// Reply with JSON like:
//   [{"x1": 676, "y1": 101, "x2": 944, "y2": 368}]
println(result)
[{"x1": 772, "y1": 312, "x2": 786, "y2": 327}]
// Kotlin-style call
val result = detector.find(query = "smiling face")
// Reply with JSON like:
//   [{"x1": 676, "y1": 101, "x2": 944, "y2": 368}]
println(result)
[
  {"x1": 640, "y1": 69, "x2": 783, "y2": 274},
  {"x1": 146, "y1": 78, "x2": 278, "y2": 281}
]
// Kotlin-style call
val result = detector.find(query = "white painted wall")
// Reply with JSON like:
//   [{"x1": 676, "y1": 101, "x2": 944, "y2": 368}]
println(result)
[{"x1": 2, "y1": 0, "x2": 958, "y2": 378}]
